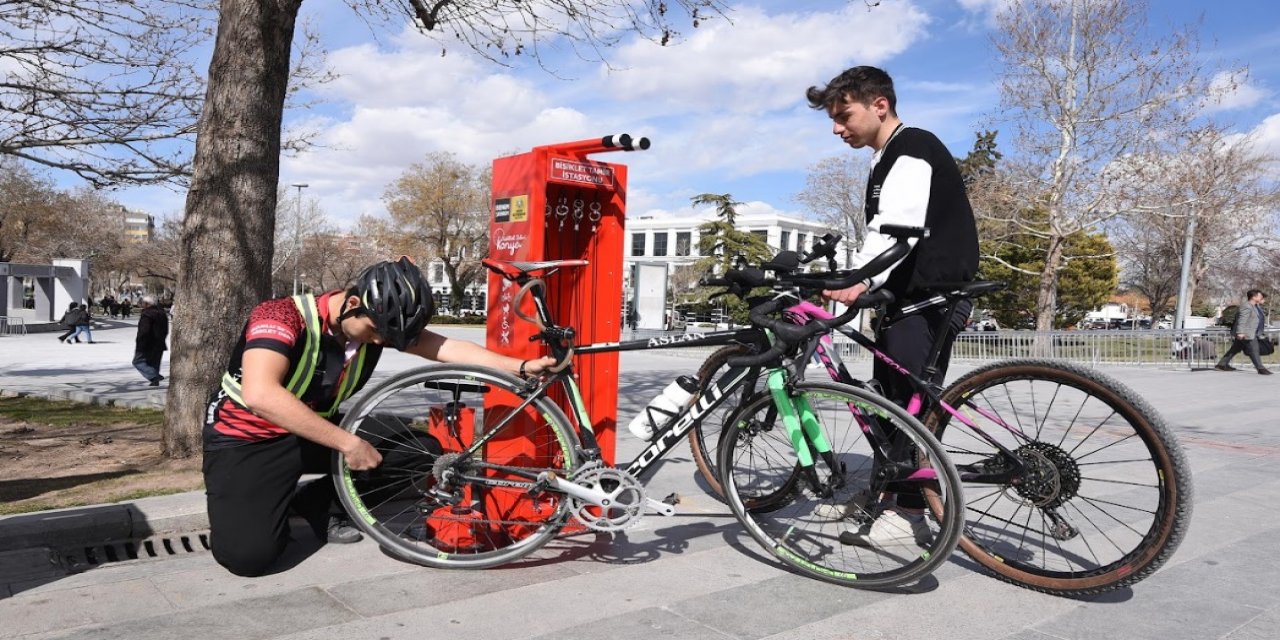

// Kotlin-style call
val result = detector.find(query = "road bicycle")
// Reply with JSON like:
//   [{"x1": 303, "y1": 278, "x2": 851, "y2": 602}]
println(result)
[
  {"x1": 331, "y1": 226, "x2": 966, "y2": 589},
  {"x1": 689, "y1": 234, "x2": 1192, "y2": 596}
]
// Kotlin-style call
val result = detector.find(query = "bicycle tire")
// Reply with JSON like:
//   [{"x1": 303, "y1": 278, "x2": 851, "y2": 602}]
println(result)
[
  {"x1": 689, "y1": 344, "x2": 752, "y2": 499},
  {"x1": 923, "y1": 358, "x2": 1192, "y2": 596},
  {"x1": 719, "y1": 380, "x2": 964, "y2": 589},
  {"x1": 333, "y1": 364, "x2": 582, "y2": 569}
]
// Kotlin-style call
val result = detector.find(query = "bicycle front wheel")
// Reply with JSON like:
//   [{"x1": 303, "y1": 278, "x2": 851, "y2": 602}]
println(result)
[
  {"x1": 333, "y1": 364, "x2": 581, "y2": 569},
  {"x1": 925, "y1": 359, "x2": 1192, "y2": 596},
  {"x1": 719, "y1": 380, "x2": 964, "y2": 589}
]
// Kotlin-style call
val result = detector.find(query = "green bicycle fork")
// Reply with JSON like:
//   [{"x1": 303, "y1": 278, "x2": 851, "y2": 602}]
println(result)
[{"x1": 766, "y1": 371, "x2": 841, "y2": 494}]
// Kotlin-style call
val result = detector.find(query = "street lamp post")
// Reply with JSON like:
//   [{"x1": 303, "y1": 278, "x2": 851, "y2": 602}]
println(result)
[{"x1": 290, "y1": 183, "x2": 308, "y2": 295}]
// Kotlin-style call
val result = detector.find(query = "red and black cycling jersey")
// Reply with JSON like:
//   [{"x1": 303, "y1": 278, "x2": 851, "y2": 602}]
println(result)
[{"x1": 203, "y1": 291, "x2": 383, "y2": 450}]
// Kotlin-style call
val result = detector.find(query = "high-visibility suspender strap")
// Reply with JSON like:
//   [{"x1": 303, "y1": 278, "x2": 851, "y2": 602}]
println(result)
[
  {"x1": 318, "y1": 345, "x2": 368, "y2": 417},
  {"x1": 220, "y1": 294, "x2": 321, "y2": 407},
  {"x1": 286, "y1": 294, "x2": 321, "y2": 397}
]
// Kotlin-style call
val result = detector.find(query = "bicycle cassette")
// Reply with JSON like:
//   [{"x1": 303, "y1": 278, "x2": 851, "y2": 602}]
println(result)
[{"x1": 567, "y1": 462, "x2": 648, "y2": 533}]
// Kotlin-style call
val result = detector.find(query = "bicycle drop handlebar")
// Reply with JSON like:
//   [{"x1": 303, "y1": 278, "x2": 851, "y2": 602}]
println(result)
[{"x1": 721, "y1": 230, "x2": 919, "y2": 368}]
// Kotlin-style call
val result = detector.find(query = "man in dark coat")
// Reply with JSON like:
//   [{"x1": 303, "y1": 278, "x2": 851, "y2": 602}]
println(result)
[{"x1": 134, "y1": 295, "x2": 170, "y2": 386}]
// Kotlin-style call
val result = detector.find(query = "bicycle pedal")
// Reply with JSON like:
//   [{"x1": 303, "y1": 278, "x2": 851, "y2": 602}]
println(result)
[{"x1": 662, "y1": 492, "x2": 680, "y2": 506}]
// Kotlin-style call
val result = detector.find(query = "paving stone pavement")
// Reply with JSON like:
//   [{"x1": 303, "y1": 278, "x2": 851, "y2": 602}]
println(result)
[{"x1": 1, "y1": 323, "x2": 1277, "y2": 639}]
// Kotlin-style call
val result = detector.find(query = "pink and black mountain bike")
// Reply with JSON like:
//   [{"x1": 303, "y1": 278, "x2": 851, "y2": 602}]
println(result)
[{"x1": 689, "y1": 232, "x2": 1191, "y2": 597}]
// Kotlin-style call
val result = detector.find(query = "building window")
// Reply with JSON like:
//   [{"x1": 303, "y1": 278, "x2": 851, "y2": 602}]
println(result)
[
  {"x1": 653, "y1": 232, "x2": 668, "y2": 257},
  {"x1": 431, "y1": 263, "x2": 445, "y2": 283},
  {"x1": 751, "y1": 230, "x2": 767, "y2": 244},
  {"x1": 780, "y1": 230, "x2": 791, "y2": 251},
  {"x1": 631, "y1": 233, "x2": 646, "y2": 256},
  {"x1": 796, "y1": 233, "x2": 807, "y2": 253},
  {"x1": 676, "y1": 231, "x2": 691, "y2": 256}
]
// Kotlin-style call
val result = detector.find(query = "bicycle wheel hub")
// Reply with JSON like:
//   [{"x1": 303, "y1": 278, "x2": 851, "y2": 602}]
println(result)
[{"x1": 1009, "y1": 442, "x2": 1081, "y2": 509}]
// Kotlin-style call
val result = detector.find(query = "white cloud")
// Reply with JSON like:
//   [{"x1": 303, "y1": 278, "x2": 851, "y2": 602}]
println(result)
[
  {"x1": 1204, "y1": 71, "x2": 1269, "y2": 113},
  {"x1": 279, "y1": 3, "x2": 936, "y2": 227},
  {"x1": 954, "y1": 0, "x2": 1011, "y2": 28},
  {"x1": 631, "y1": 198, "x2": 808, "y2": 221},
  {"x1": 592, "y1": 3, "x2": 931, "y2": 116},
  {"x1": 1247, "y1": 113, "x2": 1280, "y2": 170}
]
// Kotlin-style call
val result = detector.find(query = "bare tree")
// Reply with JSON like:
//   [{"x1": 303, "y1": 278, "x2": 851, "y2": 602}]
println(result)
[
  {"x1": 1111, "y1": 124, "x2": 1280, "y2": 317},
  {"x1": 0, "y1": 160, "x2": 61, "y2": 262},
  {"x1": 794, "y1": 154, "x2": 870, "y2": 260},
  {"x1": 270, "y1": 190, "x2": 337, "y2": 296},
  {"x1": 0, "y1": 1, "x2": 213, "y2": 185},
  {"x1": 164, "y1": 0, "x2": 721, "y2": 457},
  {"x1": 379, "y1": 152, "x2": 490, "y2": 312},
  {"x1": 988, "y1": 0, "x2": 1216, "y2": 331}
]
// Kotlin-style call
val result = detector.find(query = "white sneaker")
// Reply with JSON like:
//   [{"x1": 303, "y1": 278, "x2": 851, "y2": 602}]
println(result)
[
  {"x1": 813, "y1": 490, "x2": 875, "y2": 520},
  {"x1": 839, "y1": 510, "x2": 933, "y2": 549}
]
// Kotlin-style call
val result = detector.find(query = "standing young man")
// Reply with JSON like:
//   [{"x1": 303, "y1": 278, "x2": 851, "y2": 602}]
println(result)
[
  {"x1": 806, "y1": 66, "x2": 979, "y2": 547},
  {"x1": 203, "y1": 257, "x2": 556, "y2": 577}
]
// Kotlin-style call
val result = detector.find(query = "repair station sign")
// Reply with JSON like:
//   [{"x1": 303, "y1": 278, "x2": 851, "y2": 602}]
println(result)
[{"x1": 548, "y1": 157, "x2": 615, "y2": 189}]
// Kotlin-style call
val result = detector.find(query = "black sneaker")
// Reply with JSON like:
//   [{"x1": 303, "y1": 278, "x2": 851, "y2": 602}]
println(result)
[
  {"x1": 1260, "y1": 368, "x2": 1274, "y2": 376},
  {"x1": 325, "y1": 516, "x2": 363, "y2": 544},
  {"x1": 1215, "y1": 364, "x2": 1237, "y2": 371}
]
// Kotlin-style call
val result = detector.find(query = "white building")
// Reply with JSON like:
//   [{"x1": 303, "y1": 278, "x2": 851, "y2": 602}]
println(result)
[
  {"x1": 422, "y1": 212, "x2": 848, "y2": 318},
  {"x1": 623, "y1": 212, "x2": 848, "y2": 280},
  {"x1": 624, "y1": 212, "x2": 850, "y2": 328}
]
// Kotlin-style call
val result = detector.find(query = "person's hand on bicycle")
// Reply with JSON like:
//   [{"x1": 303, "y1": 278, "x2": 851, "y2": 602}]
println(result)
[
  {"x1": 518, "y1": 355, "x2": 559, "y2": 378},
  {"x1": 823, "y1": 281, "x2": 870, "y2": 306},
  {"x1": 341, "y1": 435, "x2": 383, "y2": 470}
]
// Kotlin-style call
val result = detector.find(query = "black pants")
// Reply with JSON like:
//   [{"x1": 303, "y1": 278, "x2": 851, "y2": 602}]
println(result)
[
  {"x1": 57, "y1": 326, "x2": 77, "y2": 341},
  {"x1": 872, "y1": 300, "x2": 971, "y2": 509},
  {"x1": 203, "y1": 435, "x2": 334, "y2": 577},
  {"x1": 1219, "y1": 338, "x2": 1265, "y2": 371}
]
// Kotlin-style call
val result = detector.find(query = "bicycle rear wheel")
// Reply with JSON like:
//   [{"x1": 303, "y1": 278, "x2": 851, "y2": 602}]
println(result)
[
  {"x1": 689, "y1": 344, "x2": 752, "y2": 500},
  {"x1": 719, "y1": 380, "x2": 964, "y2": 589},
  {"x1": 924, "y1": 359, "x2": 1192, "y2": 596},
  {"x1": 333, "y1": 364, "x2": 581, "y2": 569}
]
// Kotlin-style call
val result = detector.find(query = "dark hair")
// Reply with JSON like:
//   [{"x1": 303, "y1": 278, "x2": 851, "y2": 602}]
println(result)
[
  {"x1": 806, "y1": 66, "x2": 897, "y2": 115},
  {"x1": 1247, "y1": 289, "x2": 1264, "y2": 299}
]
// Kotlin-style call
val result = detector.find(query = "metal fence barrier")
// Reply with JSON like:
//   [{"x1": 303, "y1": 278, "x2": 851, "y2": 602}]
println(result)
[
  {"x1": 0, "y1": 316, "x2": 27, "y2": 337},
  {"x1": 950, "y1": 327, "x2": 1277, "y2": 369},
  {"x1": 623, "y1": 326, "x2": 1279, "y2": 370}
]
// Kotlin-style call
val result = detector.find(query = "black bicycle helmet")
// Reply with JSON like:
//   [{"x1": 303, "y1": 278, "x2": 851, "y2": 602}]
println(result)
[{"x1": 347, "y1": 256, "x2": 433, "y2": 350}]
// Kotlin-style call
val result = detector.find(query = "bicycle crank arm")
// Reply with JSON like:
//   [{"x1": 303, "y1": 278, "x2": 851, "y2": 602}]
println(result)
[
  {"x1": 540, "y1": 472, "x2": 611, "y2": 506},
  {"x1": 645, "y1": 497, "x2": 676, "y2": 517}
]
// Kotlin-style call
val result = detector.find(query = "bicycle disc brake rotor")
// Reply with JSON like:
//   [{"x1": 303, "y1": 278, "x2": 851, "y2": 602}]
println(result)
[{"x1": 568, "y1": 462, "x2": 647, "y2": 532}]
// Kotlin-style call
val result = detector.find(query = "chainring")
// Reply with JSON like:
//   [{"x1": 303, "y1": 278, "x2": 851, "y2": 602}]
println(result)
[{"x1": 568, "y1": 461, "x2": 648, "y2": 533}]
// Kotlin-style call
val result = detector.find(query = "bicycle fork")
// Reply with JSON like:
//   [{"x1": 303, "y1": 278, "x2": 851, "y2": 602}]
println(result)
[{"x1": 766, "y1": 370, "x2": 846, "y2": 498}]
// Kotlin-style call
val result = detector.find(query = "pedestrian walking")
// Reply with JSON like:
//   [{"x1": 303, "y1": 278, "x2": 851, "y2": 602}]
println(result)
[
  {"x1": 133, "y1": 295, "x2": 169, "y2": 386},
  {"x1": 1216, "y1": 289, "x2": 1272, "y2": 375},
  {"x1": 68, "y1": 303, "x2": 95, "y2": 343},
  {"x1": 56, "y1": 302, "x2": 83, "y2": 343}
]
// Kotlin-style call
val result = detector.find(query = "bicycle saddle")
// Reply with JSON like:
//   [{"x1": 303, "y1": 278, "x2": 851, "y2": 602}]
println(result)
[{"x1": 482, "y1": 258, "x2": 589, "y2": 280}]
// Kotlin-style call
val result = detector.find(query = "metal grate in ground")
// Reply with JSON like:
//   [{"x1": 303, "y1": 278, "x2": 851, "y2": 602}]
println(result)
[{"x1": 58, "y1": 531, "x2": 211, "y2": 572}]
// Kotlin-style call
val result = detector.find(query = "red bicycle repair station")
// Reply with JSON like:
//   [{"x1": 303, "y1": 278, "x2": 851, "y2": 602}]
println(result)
[{"x1": 486, "y1": 135, "x2": 650, "y2": 466}]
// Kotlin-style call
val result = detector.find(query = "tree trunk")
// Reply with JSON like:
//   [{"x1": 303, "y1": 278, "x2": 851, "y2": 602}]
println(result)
[
  {"x1": 1034, "y1": 233, "x2": 1066, "y2": 355},
  {"x1": 162, "y1": 0, "x2": 300, "y2": 458}
]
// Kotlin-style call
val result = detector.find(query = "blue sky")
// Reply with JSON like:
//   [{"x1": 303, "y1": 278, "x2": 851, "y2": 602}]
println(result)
[{"x1": 103, "y1": 0, "x2": 1280, "y2": 228}]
